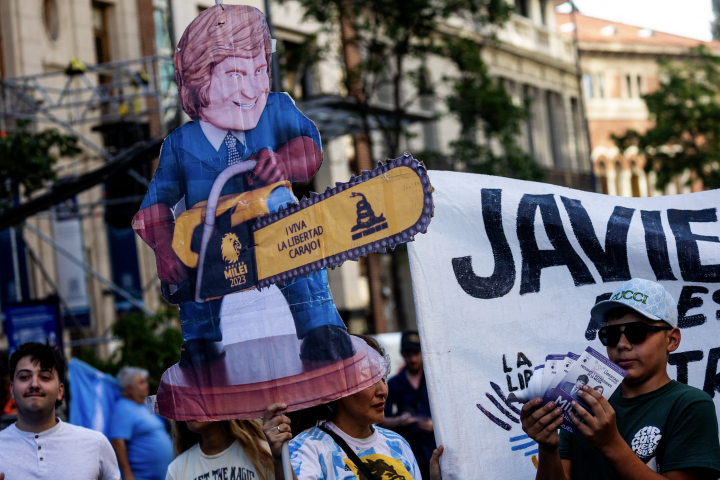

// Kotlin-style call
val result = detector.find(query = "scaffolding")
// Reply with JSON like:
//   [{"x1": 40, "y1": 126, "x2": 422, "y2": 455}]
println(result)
[{"x1": 0, "y1": 55, "x2": 179, "y2": 158}]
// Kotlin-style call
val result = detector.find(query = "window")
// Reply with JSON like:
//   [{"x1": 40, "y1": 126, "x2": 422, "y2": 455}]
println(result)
[
  {"x1": 516, "y1": 0, "x2": 529, "y2": 18},
  {"x1": 540, "y1": 0, "x2": 547, "y2": 25},
  {"x1": 626, "y1": 75, "x2": 633, "y2": 98},
  {"x1": 597, "y1": 161, "x2": 608, "y2": 194},
  {"x1": 92, "y1": 3, "x2": 110, "y2": 65},
  {"x1": 524, "y1": 85, "x2": 535, "y2": 159},
  {"x1": 630, "y1": 161, "x2": 641, "y2": 197},
  {"x1": 153, "y1": 8, "x2": 172, "y2": 54},
  {"x1": 636, "y1": 75, "x2": 642, "y2": 96},
  {"x1": 44, "y1": 0, "x2": 60, "y2": 41},
  {"x1": 597, "y1": 74, "x2": 605, "y2": 99},
  {"x1": 583, "y1": 74, "x2": 593, "y2": 98},
  {"x1": 280, "y1": 39, "x2": 317, "y2": 101}
]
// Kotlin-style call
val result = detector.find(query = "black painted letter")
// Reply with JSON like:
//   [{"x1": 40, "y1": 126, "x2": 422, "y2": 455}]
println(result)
[
  {"x1": 586, "y1": 292, "x2": 613, "y2": 341},
  {"x1": 452, "y1": 189, "x2": 516, "y2": 299},
  {"x1": 561, "y1": 197, "x2": 633, "y2": 282},
  {"x1": 640, "y1": 210, "x2": 677, "y2": 281},
  {"x1": 669, "y1": 350, "x2": 704, "y2": 384},
  {"x1": 517, "y1": 194, "x2": 595, "y2": 294},
  {"x1": 677, "y1": 285, "x2": 709, "y2": 328},
  {"x1": 704, "y1": 347, "x2": 720, "y2": 398},
  {"x1": 667, "y1": 208, "x2": 720, "y2": 282}
]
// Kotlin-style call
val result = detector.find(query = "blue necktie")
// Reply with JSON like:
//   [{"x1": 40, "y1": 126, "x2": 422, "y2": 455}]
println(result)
[{"x1": 224, "y1": 133, "x2": 241, "y2": 165}]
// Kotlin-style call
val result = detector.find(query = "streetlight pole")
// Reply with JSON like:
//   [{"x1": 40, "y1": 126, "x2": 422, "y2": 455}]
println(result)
[{"x1": 570, "y1": 1, "x2": 597, "y2": 193}]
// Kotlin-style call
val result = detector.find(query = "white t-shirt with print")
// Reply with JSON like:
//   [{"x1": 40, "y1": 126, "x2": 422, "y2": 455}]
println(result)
[
  {"x1": 0, "y1": 418, "x2": 120, "y2": 480},
  {"x1": 289, "y1": 422, "x2": 420, "y2": 480},
  {"x1": 166, "y1": 440, "x2": 272, "y2": 480}
]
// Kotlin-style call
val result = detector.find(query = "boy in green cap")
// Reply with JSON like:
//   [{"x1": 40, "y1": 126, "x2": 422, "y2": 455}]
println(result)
[{"x1": 521, "y1": 278, "x2": 720, "y2": 480}]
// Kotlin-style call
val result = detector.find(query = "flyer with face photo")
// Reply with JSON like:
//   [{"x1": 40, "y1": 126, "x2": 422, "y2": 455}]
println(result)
[
  {"x1": 541, "y1": 354, "x2": 568, "y2": 399},
  {"x1": 543, "y1": 352, "x2": 579, "y2": 401},
  {"x1": 546, "y1": 346, "x2": 627, "y2": 435}
]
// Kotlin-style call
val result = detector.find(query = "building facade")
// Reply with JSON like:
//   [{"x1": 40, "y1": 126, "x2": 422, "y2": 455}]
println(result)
[
  {"x1": 555, "y1": 10, "x2": 720, "y2": 197},
  {"x1": 0, "y1": 0, "x2": 591, "y2": 356}
]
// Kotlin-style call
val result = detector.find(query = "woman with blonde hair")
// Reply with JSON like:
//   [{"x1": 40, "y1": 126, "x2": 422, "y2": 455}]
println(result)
[{"x1": 166, "y1": 419, "x2": 273, "y2": 480}]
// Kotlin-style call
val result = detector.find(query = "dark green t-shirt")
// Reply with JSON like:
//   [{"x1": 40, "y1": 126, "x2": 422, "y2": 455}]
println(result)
[{"x1": 559, "y1": 381, "x2": 720, "y2": 479}]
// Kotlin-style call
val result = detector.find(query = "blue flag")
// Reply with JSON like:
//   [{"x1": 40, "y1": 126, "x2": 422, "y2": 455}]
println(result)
[{"x1": 68, "y1": 358, "x2": 121, "y2": 439}]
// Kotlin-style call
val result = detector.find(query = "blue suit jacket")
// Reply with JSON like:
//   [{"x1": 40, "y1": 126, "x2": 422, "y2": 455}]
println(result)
[{"x1": 141, "y1": 92, "x2": 322, "y2": 210}]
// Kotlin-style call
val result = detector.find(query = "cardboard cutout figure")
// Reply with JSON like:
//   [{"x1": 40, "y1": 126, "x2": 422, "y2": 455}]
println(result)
[
  {"x1": 133, "y1": 5, "x2": 350, "y2": 367},
  {"x1": 133, "y1": 5, "x2": 433, "y2": 420}
]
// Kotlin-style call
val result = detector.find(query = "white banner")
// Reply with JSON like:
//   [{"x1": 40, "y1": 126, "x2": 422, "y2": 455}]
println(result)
[{"x1": 408, "y1": 172, "x2": 720, "y2": 480}]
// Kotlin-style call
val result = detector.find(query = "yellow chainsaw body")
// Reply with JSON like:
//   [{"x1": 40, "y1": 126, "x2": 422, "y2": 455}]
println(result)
[{"x1": 172, "y1": 181, "x2": 292, "y2": 268}]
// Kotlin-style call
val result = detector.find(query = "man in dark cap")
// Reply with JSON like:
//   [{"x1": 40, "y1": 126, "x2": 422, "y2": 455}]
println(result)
[{"x1": 381, "y1": 330, "x2": 436, "y2": 480}]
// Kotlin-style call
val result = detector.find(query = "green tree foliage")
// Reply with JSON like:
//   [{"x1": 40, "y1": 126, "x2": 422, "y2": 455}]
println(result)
[
  {"x1": 613, "y1": 46, "x2": 720, "y2": 190},
  {"x1": 78, "y1": 307, "x2": 183, "y2": 392},
  {"x1": 0, "y1": 121, "x2": 82, "y2": 208},
  {"x1": 285, "y1": 0, "x2": 542, "y2": 180},
  {"x1": 441, "y1": 38, "x2": 544, "y2": 180}
]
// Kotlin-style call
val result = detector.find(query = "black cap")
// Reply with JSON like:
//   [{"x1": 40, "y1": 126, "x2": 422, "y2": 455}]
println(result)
[{"x1": 401, "y1": 331, "x2": 421, "y2": 353}]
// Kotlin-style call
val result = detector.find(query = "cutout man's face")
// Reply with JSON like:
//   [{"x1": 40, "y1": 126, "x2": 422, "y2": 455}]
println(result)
[{"x1": 201, "y1": 52, "x2": 269, "y2": 131}]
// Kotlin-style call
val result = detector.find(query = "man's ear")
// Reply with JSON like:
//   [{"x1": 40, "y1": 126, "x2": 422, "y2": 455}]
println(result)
[
  {"x1": 9, "y1": 382, "x2": 15, "y2": 401},
  {"x1": 57, "y1": 382, "x2": 65, "y2": 403},
  {"x1": 667, "y1": 327, "x2": 681, "y2": 353}
]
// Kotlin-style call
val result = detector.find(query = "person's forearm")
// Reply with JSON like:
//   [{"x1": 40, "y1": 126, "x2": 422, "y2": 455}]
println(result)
[
  {"x1": 601, "y1": 439, "x2": 668, "y2": 480},
  {"x1": 111, "y1": 439, "x2": 135, "y2": 480},
  {"x1": 536, "y1": 445, "x2": 567, "y2": 480}
]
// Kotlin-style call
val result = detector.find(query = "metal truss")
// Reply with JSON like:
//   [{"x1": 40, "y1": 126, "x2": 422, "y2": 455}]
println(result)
[{"x1": 0, "y1": 55, "x2": 180, "y2": 158}]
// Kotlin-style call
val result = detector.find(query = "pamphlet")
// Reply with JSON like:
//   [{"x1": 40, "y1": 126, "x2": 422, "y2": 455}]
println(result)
[
  {"x1": 543, "y1": 352, "x2": 579, "y2": 400},
  {"x1": 541, "y1": 354, "x2": 568, "y2": 399},
  {"x1": 545, "y1": 346, "x2": 627, "y2": 435}
]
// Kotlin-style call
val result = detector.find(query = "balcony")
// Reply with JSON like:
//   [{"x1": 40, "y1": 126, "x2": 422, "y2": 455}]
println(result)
[{"x1": 498, "y1": 14, "x2": 576, "y2": 66}]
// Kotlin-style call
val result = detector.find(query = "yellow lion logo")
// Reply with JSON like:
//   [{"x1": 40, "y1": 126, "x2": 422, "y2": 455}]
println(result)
[{"x1": 221, "y1": 233, "x2": 242, "y2": 264}]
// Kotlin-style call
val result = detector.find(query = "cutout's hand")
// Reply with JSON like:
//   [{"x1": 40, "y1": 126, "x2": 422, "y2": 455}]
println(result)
[
  {"x1": 262, "y1": 403, "x2": 293, "y2": 460},
  {"x1": 570, "y1": 386, "x2": 622, "y2": 454},
  {"x1": 520, "y1": 398, "x2": 565, "y2": 449},
  {"x1": 251, "y1": 149, "x2": 287, "y2": 186},
  {"x1": 156, "y1": 243, "x2": 188, "y2": 285}
]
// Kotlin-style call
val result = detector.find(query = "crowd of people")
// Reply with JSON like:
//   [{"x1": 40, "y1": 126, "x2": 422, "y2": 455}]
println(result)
[
  {"x1": 1, "y1": 279, "x2": 720, "y2": 479},
  {"x1": 0, "y1": 332, "x2": 442, "y2": 480}
]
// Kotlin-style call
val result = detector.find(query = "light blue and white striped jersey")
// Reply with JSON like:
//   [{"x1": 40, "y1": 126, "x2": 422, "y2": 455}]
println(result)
[{"x1": 290, "y1": 421, "x2": 420, "y2": 480}]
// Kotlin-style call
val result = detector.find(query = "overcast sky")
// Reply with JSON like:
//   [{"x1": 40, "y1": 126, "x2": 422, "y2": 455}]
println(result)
[{"x1": 556, "y1": 0, "x2": 715, "y2": 41}]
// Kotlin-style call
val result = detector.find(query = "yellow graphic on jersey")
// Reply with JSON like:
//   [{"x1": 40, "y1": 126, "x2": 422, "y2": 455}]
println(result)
[{"x1": 342, "y1": 454, "x2": 414, "y2": 480}]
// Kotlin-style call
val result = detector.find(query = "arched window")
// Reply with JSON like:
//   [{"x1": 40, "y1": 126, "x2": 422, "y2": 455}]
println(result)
[
  {"x1": 596, "y1": 160, "x2": 608, "y2": 194},
  {"x1": 630, "y1": 161, "x2": 641, "y2": 197},
  {"x1": 615, "y1": 161, "x2": 623, "y2": 196}
]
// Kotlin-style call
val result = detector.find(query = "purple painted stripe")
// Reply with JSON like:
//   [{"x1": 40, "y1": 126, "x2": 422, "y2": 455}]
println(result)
[
  {"x1": 490, "y1": 382, "x2": 521, "y2": 415},
  {"x1": 485, "y1": 393, "x2": 519, "y2": 423},
  {"x1": 477, "y1": 404, "x2": 512, "y2": 431}
]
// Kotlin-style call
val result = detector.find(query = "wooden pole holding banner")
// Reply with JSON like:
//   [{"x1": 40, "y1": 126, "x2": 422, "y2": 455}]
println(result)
[{"x1": 339, "y1": 5, "x2": 387, "y2": 334}]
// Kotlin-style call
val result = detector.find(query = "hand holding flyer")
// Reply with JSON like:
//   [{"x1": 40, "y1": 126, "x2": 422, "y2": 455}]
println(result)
[{"x1": 545, "y1": 347, "x2": 627, "y2": 435}]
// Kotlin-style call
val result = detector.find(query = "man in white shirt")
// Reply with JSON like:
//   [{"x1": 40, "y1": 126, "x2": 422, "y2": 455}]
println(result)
[{"x1": 0, "y1": 341, "x2": 121, "y2": 480}]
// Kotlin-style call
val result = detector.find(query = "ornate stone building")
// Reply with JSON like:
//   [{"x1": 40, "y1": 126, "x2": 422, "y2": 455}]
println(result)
[{"x1": 555, "y1": 10, "x2": 720, "y2": 196}]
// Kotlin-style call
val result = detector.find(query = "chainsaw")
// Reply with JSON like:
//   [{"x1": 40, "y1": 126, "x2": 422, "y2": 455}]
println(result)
[{"x1": 169, "y1": 153, "x2": 434, "y2": 303}]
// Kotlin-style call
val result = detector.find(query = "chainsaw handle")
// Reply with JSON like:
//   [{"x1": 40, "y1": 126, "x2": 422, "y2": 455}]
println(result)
[{"x1": 195, "y1": 160, "x2": 257, "y2": 303}]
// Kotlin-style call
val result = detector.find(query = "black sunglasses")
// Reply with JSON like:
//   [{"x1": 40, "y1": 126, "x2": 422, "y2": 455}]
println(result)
[{"x1": 598, "y1": 322, "x2": 673, "y2": 347}]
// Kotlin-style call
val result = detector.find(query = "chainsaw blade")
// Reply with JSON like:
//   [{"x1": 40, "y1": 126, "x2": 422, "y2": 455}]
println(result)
[{"x1": 253, "y1": 153, "x2": 434, "y2": 288}]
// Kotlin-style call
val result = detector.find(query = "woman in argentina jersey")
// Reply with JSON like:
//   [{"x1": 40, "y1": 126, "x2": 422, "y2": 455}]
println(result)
[{"x1": 263, "y1": 335, "x2": 429, "y2": 480}]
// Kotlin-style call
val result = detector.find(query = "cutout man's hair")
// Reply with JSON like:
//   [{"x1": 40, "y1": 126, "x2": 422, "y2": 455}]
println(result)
[{"x1": 175, "y1": 5, "x2": 272, "y2": 117}]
